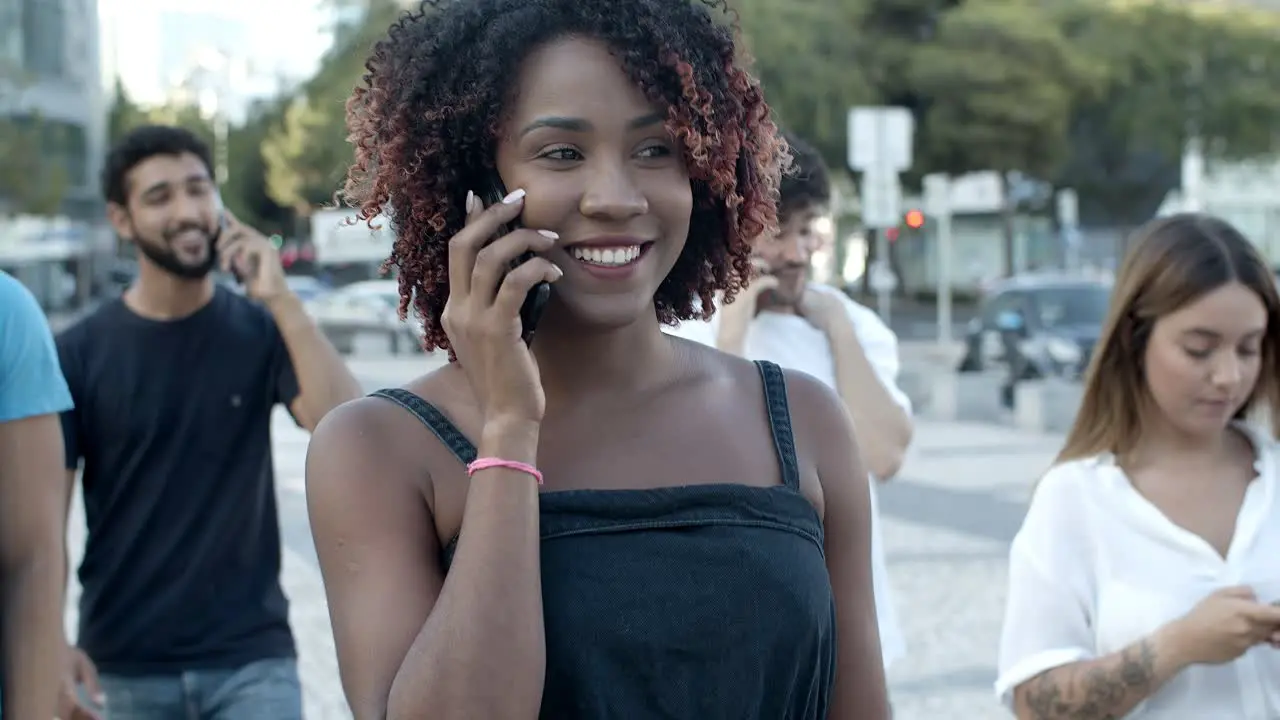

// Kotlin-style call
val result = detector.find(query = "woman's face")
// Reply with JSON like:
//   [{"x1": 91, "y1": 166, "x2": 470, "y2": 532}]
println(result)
[
  {"x1": 495, "y1": 36, "x2": 693, "y2": 330},
  {"x1": 1143, "y1": 281, "x2": 1267, "y2": 438}
]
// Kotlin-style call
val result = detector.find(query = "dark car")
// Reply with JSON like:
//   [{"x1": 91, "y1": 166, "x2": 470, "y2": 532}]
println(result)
[{"x1": 957, "y1": 275, "x2": 1111, "y2": 380}]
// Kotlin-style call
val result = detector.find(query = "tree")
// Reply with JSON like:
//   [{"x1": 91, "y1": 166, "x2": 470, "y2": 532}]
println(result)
[
  {"x1": 262, "y1": 93, "x2": 351, "y2": 213},
  {"x1": 734, "y1": 0, "x2": 875, "y2": 172},
  {"x1": 907, "y1": 0, "x2": 1101, "y2": 274},
  {"x1": 0, "y1": 62, "x2": 70, "y2": 216},
  {"x1": 223, "y1": 99, "x2": 293, "y2": 235},
  {"x1": 262, "y1": 0, "x2": 404, "y2": 213},
  {"x1": 1055, "y1": 1, "x2": 1280, "y2": 228},
  {"x1": 106, "y1": 79, "x2": 148, "y2": 146}
]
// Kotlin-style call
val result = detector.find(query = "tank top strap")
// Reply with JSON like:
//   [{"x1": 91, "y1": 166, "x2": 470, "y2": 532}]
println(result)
[
  {"x1": 754, "y1": 360, "x2": 801, "y2": 491},
  {"x1": 369, "y1": 388, "x2": 477, "y2": 465}
]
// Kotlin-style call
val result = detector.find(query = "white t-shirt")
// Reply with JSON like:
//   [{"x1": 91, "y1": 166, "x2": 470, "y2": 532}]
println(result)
[
  {"x1": 996, "y1": 423, "x2": 1280, "y2": 718},
  {"x1": 665, "y1": 284, "x2": 911, "y2": 670}
]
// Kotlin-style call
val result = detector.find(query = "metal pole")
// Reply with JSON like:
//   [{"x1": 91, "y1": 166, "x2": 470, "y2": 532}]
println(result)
[
  {"x1": 937, "y1": 202, "x2": 952, "y2": 346},
  {"x1": 927, "y1": 174, "x2": 953, "y2": 347},
  {"x1": 214, "y1": 113, "x2": 228, "y2": 186},
  {"x1": 873, "y1": 110, "x2": 892, "y2": 322},
  {"x1": 875, "y1": 227, "x2": 891, "y2": 321}
]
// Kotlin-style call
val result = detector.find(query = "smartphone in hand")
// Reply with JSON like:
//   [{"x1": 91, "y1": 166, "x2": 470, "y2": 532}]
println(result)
[
  {"x1": 480, "y1": 176, "x2": 551, "y2": 346},
  {"x1": 209, "y1": 208, "x2": 246, "y2": 285}
]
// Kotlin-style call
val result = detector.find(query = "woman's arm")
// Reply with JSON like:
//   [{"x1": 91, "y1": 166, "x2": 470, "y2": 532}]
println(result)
[
  {"x1": 784, "y1": 369, "x2": 891, "y2": 720},
  {"x1": 1012, "y1": 630, "x2": 1187, "y2": 720},
  {"x1": 997, "y1": 466, "x2": 1204, "y2": 720},
  {"x1": 306, "y1": 398, "x2": 545, "y2": 720}
]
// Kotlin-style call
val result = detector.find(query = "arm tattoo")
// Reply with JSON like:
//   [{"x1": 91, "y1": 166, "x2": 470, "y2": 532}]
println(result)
[{"x1": 1021, "y1": 640, "x2": 1157, "y2": 720}]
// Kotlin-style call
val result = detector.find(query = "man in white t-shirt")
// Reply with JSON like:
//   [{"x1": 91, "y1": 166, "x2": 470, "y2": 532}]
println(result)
[{"x1": 666, "y1": 132, "x2": 915, "y2": 676}]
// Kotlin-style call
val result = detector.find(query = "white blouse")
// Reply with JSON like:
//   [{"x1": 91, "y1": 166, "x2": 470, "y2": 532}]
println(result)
[{"x1": 995, "y1": 423, "x2": 1280, "y2": 719}]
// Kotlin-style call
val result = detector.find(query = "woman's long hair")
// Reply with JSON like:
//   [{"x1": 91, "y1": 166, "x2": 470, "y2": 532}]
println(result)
[{"x1": 1056, "y1": 213, "x2": 1280, "y2": 463}]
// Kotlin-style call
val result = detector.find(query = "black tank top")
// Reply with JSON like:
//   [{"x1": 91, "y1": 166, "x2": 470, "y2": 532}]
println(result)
[{"x1": 372, "y1": 360, "x2": 836, "y2": 718}]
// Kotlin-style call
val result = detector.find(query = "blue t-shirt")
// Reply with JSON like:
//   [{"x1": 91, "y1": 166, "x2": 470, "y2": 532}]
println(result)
[
  {"x1": 0, "y1": 270, "x2": 72, "y2": 704},
  {"x1": 0, "y1": 271, "x2": 72, "y2": 422}
]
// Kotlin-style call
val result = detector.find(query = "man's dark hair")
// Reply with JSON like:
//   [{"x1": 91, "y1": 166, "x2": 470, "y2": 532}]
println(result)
[
  {"x1": 343, "y1": 0, "x2": 788, "y2": 353},
  {"x1": 101, "y1": 125, "x2": 214, "y2": 206},
  {"x1": 777, "y1": 131, "x2": 830, "y2": 225}
]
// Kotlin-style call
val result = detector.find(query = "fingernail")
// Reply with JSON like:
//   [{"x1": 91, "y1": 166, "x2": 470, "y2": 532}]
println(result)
[
  {"x1": 537, "y1": 229, "x2": 558, "y2": 239},
  {"x1": 502, "y1": 188, "x2": 526, "y2": 204},
  {"x1": 465, "y1": 190, "x2": 475, "y2": 213},
  {"x1": 551, "y1": 263, "x2": 564, "y2": 278}
]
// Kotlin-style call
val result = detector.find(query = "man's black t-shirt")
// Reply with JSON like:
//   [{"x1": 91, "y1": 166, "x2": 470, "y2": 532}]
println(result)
[{"x1": 56, "y1": 287, "x2": 300, "y2": 675}]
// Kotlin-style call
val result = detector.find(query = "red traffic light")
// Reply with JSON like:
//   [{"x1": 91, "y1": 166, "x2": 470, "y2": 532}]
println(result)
[
  {"x1": 885, "y1": 227, "x2": 900, "y2": 243},
  {"x1": 904, "y1": 209, "x2": 925, "y2": 229}
]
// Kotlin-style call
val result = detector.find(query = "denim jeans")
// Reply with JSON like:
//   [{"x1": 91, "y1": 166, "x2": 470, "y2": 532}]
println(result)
[{"x1": 98, "y1": 658, "x2": 302, "y2": 720}]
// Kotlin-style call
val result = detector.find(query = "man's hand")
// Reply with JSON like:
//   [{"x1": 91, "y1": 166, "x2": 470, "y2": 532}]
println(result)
[
  {"x1": 716, "y1": 269, "x2": 780, "y2": 355},
  {"x1": 216, "y1": 212, "x2": 289, "y2": 302},
  {"x1": 57, "y1": 647, "x2": 104, "y2": 720},
  {"x1": 799, "y1": 286, "x2": 849, "y2": 334}
]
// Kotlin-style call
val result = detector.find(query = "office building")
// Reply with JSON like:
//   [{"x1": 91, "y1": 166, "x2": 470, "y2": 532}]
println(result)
[{"x1": 0, "y1": 0, "x2": 106, "y2": 221}]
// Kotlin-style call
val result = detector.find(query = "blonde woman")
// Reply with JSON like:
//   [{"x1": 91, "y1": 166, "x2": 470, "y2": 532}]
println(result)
[{"x1": 997, "y1": 214, "x2": 1280, "y2": 719}]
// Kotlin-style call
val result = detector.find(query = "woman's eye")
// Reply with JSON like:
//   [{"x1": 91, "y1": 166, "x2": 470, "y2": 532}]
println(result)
[
  {"x1": 1184, "y1": 347, "x2": 1212, "y2": 359},
  {"x1": 637, "y1": 145, "x2": 672, "y2": 159},
  {"x1": 1239, "y1": 346, "x2": 1261, "y2": 358},
  {"x1": 540, "y1": 147, "x2": 582, "y2": 161}
]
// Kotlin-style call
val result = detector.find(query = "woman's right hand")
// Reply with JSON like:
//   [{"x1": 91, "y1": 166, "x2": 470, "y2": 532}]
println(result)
[
  {"x1": 441, "y1": 188, "x2": 563, "y2": 426},
  {"x1": 1161, "y1": 585, "x2": 1280, "y2": 666}
]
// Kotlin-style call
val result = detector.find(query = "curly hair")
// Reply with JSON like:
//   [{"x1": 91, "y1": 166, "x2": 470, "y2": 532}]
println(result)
[
  {"x1": 777, "y1": 130, "x2": 830, "y2": 225},
  {"x1": 343, "y1": 0, "x2": 787, "y2": 353}
]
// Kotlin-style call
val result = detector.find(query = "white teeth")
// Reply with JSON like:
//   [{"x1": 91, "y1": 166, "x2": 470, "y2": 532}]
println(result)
[{"x1": 571, "y1": 245, "x2": 642, "y2": 266}]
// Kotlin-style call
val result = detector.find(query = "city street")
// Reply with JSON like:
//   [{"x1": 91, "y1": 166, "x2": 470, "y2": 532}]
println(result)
[{"x1": 64, "y1": 352, "x2": 1059, "y2": 719}]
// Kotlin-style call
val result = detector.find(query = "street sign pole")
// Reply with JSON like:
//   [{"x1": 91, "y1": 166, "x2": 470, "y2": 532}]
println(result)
[
  {"x1": 1056, "y1": 188, "x2": 1080, "y2": 272},
  {"x1": 925, "y1": 173, "x2": 953, "y2": 346},
  {"x1": 849, "y1": 106, "x2": 913, "y2": 323}
]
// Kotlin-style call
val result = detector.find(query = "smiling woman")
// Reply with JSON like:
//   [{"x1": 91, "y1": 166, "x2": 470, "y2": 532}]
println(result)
[{"x1": 304, "y1": 1, "x2": 892, "y2": 719}]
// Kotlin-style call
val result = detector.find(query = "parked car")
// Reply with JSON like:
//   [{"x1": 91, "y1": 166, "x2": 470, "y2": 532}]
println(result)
[
  {"x1": 286, "y1": 275, "x2": 331, "y2": 302},
  {"x1": 305, "y1": 279, "x2": 425, "y2": 354},
  {"x1": 957, "y1": 274, "x2": 1111, "y2": 380}
]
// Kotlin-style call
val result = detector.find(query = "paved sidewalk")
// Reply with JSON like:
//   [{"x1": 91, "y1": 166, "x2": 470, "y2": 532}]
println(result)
[{"x1": 879, "y1": 419, "x2": 1062, "y2": 719}]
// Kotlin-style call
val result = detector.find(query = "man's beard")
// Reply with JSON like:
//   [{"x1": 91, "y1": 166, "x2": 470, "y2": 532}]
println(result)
[{"x1": 134, "y1": 223, "x2": 219, "y2": 280}]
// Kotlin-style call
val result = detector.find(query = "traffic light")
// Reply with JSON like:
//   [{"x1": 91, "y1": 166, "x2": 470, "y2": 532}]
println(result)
[
  {"x1": 904, "y1": 209, "x2": 925, "y2": 229},
  {"x1": 885, "y1": 227, "x2": 900, "y2": 243}
]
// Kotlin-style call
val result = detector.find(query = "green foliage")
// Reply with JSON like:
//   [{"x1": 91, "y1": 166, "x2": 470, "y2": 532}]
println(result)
[
  {"x1": 734, "y1": 0, "x2": 875, "y2": 170},
  {"x1": 1054, "y1": 0, "x2": 1280, "y2": 224},
  {"x1": 907, "y1": 0, "x2": 1102, "y2": 180},
  {"x1": 106, "y1": 78, "x2": 148, "y2": 147},
  {"x1": 88, "y1": 0, "x2": 1280, "y2": 235},
  {"x1": 0, "y1": 62, "x2": 70, "y2": 216},
  {"x1": 261, "y1": 0, "x2": 404, "y2": 213},
  {"x1": 733, "y1": 0, "x2": 1280, "y2": 229}
]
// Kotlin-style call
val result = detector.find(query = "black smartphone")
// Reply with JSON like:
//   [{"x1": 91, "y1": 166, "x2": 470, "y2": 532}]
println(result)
[
  {"x1": 210, "y1": 210, "x2": 244, "y2": 284},
  {"x1": 479, "y1": 176, "x2": 551, "y2": 345}
]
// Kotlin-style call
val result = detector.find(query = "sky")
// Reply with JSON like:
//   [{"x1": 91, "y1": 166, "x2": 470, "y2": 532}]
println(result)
[{"x1": 100, "y1": 0, "x2": 334, "y2": 110}]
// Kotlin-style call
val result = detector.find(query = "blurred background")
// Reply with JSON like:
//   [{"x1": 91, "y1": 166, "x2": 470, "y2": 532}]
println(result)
[
  {"x1": 8, "y1": 0, "x2": 1280, "y2": 346},
  {"x1": 16, "y1": 2, "x2": 1280, "y2": 717}
]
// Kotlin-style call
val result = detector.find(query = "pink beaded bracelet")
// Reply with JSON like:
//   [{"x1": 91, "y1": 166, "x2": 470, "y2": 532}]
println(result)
[{"x1": 466, "y1": 457, "x2": 544, "y2": 485}]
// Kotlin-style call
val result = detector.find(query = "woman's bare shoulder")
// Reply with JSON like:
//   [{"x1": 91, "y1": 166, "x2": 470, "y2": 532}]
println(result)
[{"x1": 307, "y1": 362, "x2": 470, "y2": 496}]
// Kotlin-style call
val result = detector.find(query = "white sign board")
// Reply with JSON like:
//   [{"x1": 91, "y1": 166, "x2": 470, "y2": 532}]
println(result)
[
  {"x1": 946, "y1": 171, "x2": 1004, "y2": 214},
  {"x1": 860, "y1": 172, "x2": 902, "y2": 229},
  {"x1": 848, "y1": 106, "x2": 914, "y2": 172},
  {"x1": 923, "y1": 173, "x2": 951, "y2": 217},
  {"x1": 1056, "y1": 188, "x2": 1079, "y2": 227}
]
